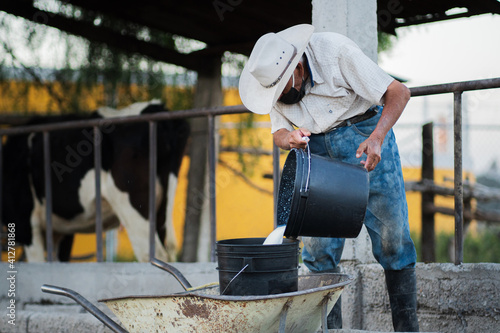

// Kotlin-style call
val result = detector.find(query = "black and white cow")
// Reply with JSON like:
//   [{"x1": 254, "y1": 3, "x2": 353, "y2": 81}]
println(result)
[{"x1": 1, "y1": 100, "x2": 190, "y2": 262}]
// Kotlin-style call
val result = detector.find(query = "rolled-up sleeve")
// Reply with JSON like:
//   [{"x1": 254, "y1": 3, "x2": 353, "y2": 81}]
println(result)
[
  {"x1": 270, "y1": 107, "x2": 295, "y2": 134},
  {"x1": 338, "y1": 44, "x2": 394, "y2": 105}
]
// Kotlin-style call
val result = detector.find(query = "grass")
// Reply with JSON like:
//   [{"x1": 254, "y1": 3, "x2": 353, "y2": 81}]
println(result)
[{"x1": 412, "y1": 228, "x2": 500, "y2": 263}]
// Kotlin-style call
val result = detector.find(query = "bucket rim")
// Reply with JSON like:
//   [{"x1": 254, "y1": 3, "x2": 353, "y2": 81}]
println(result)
[
  {"x1": 216, "y1": 237, "x2": 300, "y2": 245},
  {"x1": 284, "y1": 148, "x2": 308, "y2": 238}
]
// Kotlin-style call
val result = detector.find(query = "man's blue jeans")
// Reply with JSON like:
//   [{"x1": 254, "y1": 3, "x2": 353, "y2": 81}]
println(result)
[{"x1": 302, "y1": 107, "x2": 417, "y2": 272}]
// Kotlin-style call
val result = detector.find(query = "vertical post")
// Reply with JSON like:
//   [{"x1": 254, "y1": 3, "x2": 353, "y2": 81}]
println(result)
[
  {"x1": 94, "y1": 126, "x2": 104, "y2": 262},
  {"x1": 208, "y1": 115, "x2": 217, "y2": 262},
  {"x1": 453, "y1": 92, "x2": 464, "y2": 265},
  {"x1": 421, "y1": 122, "x2": 435, "y2": 262},
  {"x1": 273, "y1": 142, "x2": 280, "y2": 228},
  {"x1": 0, "y1": 136, "x2": 3, "y2": 247},
  {"x1": 43, "y1": 131, "x2": 54, "y2": 262},
  {"x1": 149, "y1": 121, "x2": 158, "y2": 261},
  {"x1": 463, "y1": 187, "x2": 472, "y2": 240},
  {"x1": 312, "y1": 0, "x2": 378, "y2": 62},
  {"x1": 312, "y1": 0, "x2": 379, "y2": 270}
]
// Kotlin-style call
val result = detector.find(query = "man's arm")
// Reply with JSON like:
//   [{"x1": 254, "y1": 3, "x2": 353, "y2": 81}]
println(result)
[
  {"x1": 356, "y1": 80, "x2": 411, "y2": 171},
  {"x1": 273, "y1": 128, "x2": 311, "y2": 150}
]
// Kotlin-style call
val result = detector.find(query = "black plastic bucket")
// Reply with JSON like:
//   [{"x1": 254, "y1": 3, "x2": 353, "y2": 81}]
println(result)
[
  {"x1": 216, "y1": 238, "x2": 300, "y2": 296},
  {"x1": 277, "y1": 148, "x2": 369, "y2": 238}
]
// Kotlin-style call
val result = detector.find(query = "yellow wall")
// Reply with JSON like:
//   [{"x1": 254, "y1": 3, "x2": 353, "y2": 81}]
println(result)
[{"x1": 0, "y1": 80, "x2": 194, "y2": 113}]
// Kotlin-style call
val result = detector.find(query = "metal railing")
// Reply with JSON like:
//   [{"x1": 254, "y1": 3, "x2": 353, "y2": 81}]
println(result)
[
  {"x1": 1, "y1": 77, "x2": 499, "y2": 264},
  {"x1": 409, "y1": 77, "x2": 500, "y2": 264},
  {"x1": 0, "y1": 105, "x2": 248, "y2": 263}
]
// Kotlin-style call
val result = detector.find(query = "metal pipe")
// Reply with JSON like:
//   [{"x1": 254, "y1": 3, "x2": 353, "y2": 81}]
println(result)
[
  {"x1": 43, "y1": 131, "x2": 54, "y2": 262},
  {"x1": 421, "y1": 122, "x2": 436, "y2": 262},
  {"x1": 41, "y1": 284, "x2": 128, "y2": 333},
  {"x1": 453, "y1": 92, "x2": 464, "y2": 265},
  {"x1": 410, "y1": 77, "x2": 500, "y2": 97},
  {"x1": 150, "y1": 258, "x2": 193, "y2": 291},
  {"x1": 94, "y1": 126, "x2": 103, "y2": 262},
  {"x1": 0, "y1": 105, "x2": 250, "y2": 137},
  {"x1": 0, "y1": 78, "x2": 498, "y2": 139},
  {"x1": 208, "y1": 115, "x2": 217, "y2": 262},
  {"x1": 278, "y1": 301, "x2": 291, "y2": 333},
  {"x1": 149, "y1": 121, "x2": 157, "y2": 261},
  {"x1": 321, "y1": 299, "x2": 329, "y2": 333}
]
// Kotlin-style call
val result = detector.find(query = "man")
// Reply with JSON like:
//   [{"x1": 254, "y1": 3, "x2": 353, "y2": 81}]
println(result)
[{"x1": 239, "y1": 24, "x2": 419, "y2": 332}]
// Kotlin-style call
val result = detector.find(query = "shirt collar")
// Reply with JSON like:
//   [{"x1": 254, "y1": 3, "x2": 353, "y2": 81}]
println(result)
[{"x1": 304, "y1": 48, "x2": 324, "y2": 86}]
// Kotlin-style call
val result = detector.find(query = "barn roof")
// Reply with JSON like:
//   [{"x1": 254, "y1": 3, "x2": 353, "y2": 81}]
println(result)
[{"x1": 1, "y1": 0, "x2": 499, "y2": 72}]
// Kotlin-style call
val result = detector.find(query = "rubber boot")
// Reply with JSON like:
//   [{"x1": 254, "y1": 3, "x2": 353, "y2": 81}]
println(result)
[
  {"x1": 384, "y1": 268, "x2": 419, "y2": 332},
  {"x1": 327, "y1": 267, "x2": 342, "y2": 329}
]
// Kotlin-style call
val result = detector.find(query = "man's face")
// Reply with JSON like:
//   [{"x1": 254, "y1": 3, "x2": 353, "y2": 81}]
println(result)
[
  {"x1": 279, "y1": 71, "x2": 296, "y2": 101},
  {"x1": 278, "y1": 62, "x2": 307, "y2": 104}
]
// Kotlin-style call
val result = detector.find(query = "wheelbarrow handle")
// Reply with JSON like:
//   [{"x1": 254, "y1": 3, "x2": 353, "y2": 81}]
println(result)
[
  {"x1": 150, "y1": 258, "x2": 193, "y2": 291},
  {"x1": 41, "y1": 284, "x2": 128, "y2": 333}
]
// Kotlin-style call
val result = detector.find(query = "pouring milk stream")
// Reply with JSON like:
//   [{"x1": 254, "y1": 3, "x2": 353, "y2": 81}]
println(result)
[{"x1": 263, "y1": 225, "x2": 287, "y2": 245}]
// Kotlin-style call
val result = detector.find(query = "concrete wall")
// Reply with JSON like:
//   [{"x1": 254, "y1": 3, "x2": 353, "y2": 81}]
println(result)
[
  {"x1": 0, "y1": 262, "x2": 218, "y2": 333},
  {"x1": 336, "y1": 262, "x2": 500, "y2": 333},
  {"x1": 312, "y1": 0, "x2": 378, "y2": 62},
  {"x1": 1, "y1": 262, "x2": 499, "y2": 332}
]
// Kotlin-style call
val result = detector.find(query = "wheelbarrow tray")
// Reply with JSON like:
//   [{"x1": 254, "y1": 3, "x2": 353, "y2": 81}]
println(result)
[{"x1": 99, "y1": 273, "x2": 352, "y2": 333}]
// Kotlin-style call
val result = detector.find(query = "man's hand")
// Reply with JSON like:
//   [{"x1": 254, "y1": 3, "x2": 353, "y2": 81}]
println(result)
[
  {"x1": 356, "y1": 135, "x2": 383, "y2": 172},
  {"x1": 288, "y1": 128, "x2": 311, "y2": 149},
  {"x1": 273, "y1": 128, "x2": 311, "y2": 150},
  {"x1": 357, "y1": 80, "x2": 410, "y2": 172}
]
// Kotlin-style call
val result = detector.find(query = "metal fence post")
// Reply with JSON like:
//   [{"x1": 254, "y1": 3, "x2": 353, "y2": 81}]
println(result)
[
  {"x1": 43, "y1": 131, "x2": 54, "y2": 262},
  {"x1": 149, "y1": 121, "x2": 158, "y2": 261},
  {"x1": 208, "y1": 115, "x2": 217, "y2": 262},
  {"x1": 421, "y1": 122, "x2": 435, "y2": 262},
  {"x1": 94, "y1": 126, "x2": 104, "y2": 262},
  {"x1": 453, "y1": 91, "x2": 464, "y2": 265},
  {"x1": 0, "y1": 136, "x2": 3, "y2": 232}
]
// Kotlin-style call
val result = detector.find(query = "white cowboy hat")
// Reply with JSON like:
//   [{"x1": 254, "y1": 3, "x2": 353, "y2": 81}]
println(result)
[{"x1": 239, "y1": 24, "x2": 315, "y2": 115}]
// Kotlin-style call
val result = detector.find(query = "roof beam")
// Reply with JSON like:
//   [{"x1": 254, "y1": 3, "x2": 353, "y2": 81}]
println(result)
[
  {"x1": 0, "y1": 0, "x2": 210, "y2": 71},
  {"x1": 395, "y1": 9, "x2": 496, "y2": 29}
]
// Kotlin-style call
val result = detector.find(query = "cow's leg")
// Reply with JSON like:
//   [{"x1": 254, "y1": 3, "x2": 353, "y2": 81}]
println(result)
[
  {"x1": 164, "y1": 172, "x2": 179, "y2": 261},
  {"x1": 102, "y1": 173, "x2": 169, "y2": 262},
  {"x1": 57, "y1": 235, "x2": 74, "y2": 262},
  {"x1": 24, "y1": 205, "x2": 46, "y2": 262}
]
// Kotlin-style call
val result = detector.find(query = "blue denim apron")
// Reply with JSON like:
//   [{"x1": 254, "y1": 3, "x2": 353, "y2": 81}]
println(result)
[{"x1": 301, "y1": 107, "x2": 417, "y2": 272}]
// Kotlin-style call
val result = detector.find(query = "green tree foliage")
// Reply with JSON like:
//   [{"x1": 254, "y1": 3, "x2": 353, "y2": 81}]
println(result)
[
  {"x1": 378, "y1": 31, "x2": 396, "y2": 54},
  {"x1": 0, "y1": 7, "x2": 190, "y2": 114},
  {"x1": 412, "y1": 230, "x2": 500, "y2": 263}
]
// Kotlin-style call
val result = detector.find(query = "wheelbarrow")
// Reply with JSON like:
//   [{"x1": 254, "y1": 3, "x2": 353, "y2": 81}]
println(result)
[{"x1": 41, "y1": 259, "x2": 353, "y2": 333}]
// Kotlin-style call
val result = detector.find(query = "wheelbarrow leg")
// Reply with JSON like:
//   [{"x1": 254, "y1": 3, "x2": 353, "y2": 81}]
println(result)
[
  {"x1": 41, "y1": 284, "x2": 128, "y2": 333},
  {"x1": 321, "y1": 291, "x2": 339, "y2": 333},
  {"x1": 321, "y1": 300, "x2": 329, "y2": 333},
  {"x1": 278, "y1": 300, "x2": 292, "y2": 333}
]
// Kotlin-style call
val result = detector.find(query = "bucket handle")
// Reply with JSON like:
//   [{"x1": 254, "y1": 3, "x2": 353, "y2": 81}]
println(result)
[
  {"x1": 221, "y1": 264, "x2": 249, "y2": 295},
  {"x1": 300, "y1": 138, "x2": 311, "y2": 195}
]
